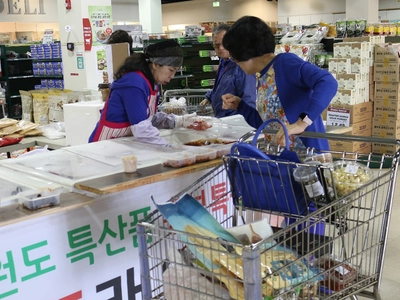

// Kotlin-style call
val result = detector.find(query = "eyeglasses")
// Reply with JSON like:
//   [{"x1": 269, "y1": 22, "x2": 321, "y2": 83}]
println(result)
[{"x1": 212, "y1": 43, "x2": 223, "y2": 49}]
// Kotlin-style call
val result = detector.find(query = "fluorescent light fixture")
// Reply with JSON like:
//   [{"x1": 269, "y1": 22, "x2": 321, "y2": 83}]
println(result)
[{"x1": 213, "y1": 1, "x2": 220, "y2": 7}]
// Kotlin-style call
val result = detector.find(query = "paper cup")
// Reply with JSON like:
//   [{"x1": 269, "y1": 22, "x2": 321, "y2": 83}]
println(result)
[{"x1": 122, "y1": 155, "x2": 137, "y2": 173}]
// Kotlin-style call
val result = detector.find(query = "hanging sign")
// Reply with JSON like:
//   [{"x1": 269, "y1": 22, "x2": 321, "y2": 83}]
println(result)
[{"x1": 83, "y1": 18, "x2": 92, "y2": 51}]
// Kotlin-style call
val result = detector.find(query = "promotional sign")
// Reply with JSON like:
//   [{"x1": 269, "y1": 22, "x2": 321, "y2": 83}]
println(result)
[
  {"x1": 82, "y1": 18, "x2": 92, "y2": 51},
  {"x1": 76, "y1": 52, "x2": 84, "y2": 70},
  {"x1": 326, "y1": 107, "x2": 351, "y2": 127},
  {"x1": 0, "y1": 169, "x2": 221, "y2": 299},
  {"x1": 42, "y1": 29, "x2": 53, "y2": 44},
  {"x1": 88, "y1": 6, "x2": 113, "y2": 46}
]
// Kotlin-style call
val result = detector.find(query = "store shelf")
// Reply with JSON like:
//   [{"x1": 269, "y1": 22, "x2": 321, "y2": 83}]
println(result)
[
  {"x1": 7, "y1": 58, "x2": 32, "y2": 61},
  {"x1": 32, "y1": 58, "x2": 62, "y2": 62},
  {"x1": 10, "y1": 95, "x2": 21, "y2": 99},
  {"x1": 34, "y1": 75, "x2": 63, "y2": 79},
  {"x1": 9, "y1": 75, "x2": 34, "y2": 79}
]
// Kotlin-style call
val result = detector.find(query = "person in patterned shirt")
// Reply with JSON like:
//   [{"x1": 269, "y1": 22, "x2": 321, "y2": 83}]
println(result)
[{"x1": 221, "y1": 16, "x2": 337, "y2": 150}]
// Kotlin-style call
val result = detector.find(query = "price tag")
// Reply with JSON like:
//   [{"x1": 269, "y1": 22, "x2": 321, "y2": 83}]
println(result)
[
  {"x1": 345, "y1": 164, "x2": 359, "y2": 174},
  {"x1": 326, "y1": 107, "x2": 351, "y2": 127}
]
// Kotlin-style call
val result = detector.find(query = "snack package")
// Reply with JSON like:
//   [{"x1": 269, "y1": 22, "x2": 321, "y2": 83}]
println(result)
[
  {"x1": 299, "y1": 26, "x2": 328, "y2": 44},
  {"x1": 336, "y1": 20, "x2": 347, "y2": 38},
  {"x1": 279, "y1": 29, "x2": 305, "y2": 45}
]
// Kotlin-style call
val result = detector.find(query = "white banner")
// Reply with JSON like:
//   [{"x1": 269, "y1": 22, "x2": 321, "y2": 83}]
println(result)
[{"x1": 0, "y1": 169, "x2": 220, "y2": 300}]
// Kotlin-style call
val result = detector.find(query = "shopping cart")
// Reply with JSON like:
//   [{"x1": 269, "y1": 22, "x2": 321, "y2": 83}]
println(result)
[
  {"x1": 158, "y1": 88, "x2": 214, "y2": 116},
  {"x1": 137, "y1": 134, "x2": 400, "y2": 300}
]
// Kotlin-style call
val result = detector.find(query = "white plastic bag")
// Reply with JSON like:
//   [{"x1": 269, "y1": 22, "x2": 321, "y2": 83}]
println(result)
[{"x1": 163, "y1": 247, "x2": 231, "y2": 300}]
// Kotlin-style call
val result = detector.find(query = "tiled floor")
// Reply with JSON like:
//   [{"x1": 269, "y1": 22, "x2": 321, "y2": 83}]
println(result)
[{"x1": 376, "y1": 173, "x2": 400, "y2": 300}]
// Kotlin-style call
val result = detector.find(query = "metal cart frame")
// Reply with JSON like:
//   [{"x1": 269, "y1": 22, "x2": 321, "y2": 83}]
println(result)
[
  {"x1": 158, "y1": 88, "x2": 213, "y2": 116},
  {"x1": 138, "y1": 135, "x2": 400, "y2": 300}
]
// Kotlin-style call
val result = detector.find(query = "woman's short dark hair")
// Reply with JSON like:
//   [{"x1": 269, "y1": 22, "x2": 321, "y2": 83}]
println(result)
[
  {"x1": 107, "y1": 29, "x2": 133, "y2": 51},
  {"x1": 223, "y1": 16, "x2": 276, "y2": 62}
]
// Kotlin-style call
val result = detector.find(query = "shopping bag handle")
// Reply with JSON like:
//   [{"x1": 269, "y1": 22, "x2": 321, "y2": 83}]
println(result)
[{"x1": 251, "y1": 118, "x2": 290, "y2": 150}]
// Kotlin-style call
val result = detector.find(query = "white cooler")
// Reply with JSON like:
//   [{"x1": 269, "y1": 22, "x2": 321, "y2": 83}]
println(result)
[{"x1": 63, "y1": 101, "x2": 104, "y2": 146}]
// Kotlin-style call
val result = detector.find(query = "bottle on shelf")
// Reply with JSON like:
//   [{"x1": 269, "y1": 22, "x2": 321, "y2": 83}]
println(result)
[
  {"x1": 199, "y1": 50, "x2": 217, "y2": 58},
  {"x1": 202, "y1": 65, "x2": 219, "y2": 72},
  {"x1": 181, "y1": 78, "x2": 215, "y2": 88}
]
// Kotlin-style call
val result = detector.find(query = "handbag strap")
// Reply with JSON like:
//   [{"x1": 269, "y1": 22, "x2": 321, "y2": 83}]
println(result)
[{"x1": 251, "y1": 118, "x2": 290, "y2": 150}]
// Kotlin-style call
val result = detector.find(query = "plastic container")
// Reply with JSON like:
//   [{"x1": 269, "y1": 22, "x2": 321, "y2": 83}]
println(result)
[
  {"x1": 324, "y1": 160, "x2": 373, "y2": 198},
  {"x1": 18, "y1": 188, "x2": 62, "y2": 210},
  {"x1": 185, "y1": 147, "x2": 217, "y2": 163},
  {"x1": 304, "y1": 152, "x2": 333, "y2": 164},
  {"x1": 318, "y1": 255, "x2": 358, "y2": 292},
  {"x1": 160, "y1": 151, "x2": 197, "y2": 168},
  {"x1": 204, "y1": 143, "x2": 231, "y2": 158},
  {"x1": 293, "y1": 163, "x2": 327, "y2": 203}
]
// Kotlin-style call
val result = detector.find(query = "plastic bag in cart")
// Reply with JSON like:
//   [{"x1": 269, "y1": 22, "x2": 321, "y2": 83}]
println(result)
[{"x1": 153, "y1": 194, "x2": 322, "y2": 300}]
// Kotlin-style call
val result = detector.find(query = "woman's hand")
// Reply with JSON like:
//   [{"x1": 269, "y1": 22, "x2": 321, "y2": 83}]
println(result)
[
  {"x1": 200, "y1": 98, "x2": 210, "y2": 106},
  {"x1": 222, "y1": 93, "x2": 241, "y2": 110},
  {"x1": 275, "y1": 119, "x2": 309, "y2": 147}
]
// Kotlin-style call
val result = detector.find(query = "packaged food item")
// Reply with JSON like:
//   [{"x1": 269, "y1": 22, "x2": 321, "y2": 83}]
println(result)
[
  {"x1": 161, "y1": 151, "x2": 197, "y2": 168},
  {"x1": 279, "y1": 29, "x2": 305, "y2": 45},
  {"x1": 18, "y1": 188, "x2": 62, "y2": 210},
  {"x1": 185, "y1": 147, "x2": 217, "y2": 163},
  {"x1": 299, "y1": 26, "x2": 328, "y2": 44},
  {"x1": 293, "y1": 163, "x2": 327, "y2": 203},
  {"x1": 304, "y1": 153, "x2": 333, "y2": 164},
  {"x1": 336, "y1": 20, "x2": 347, "y2": 38},
  {"x1": 317, "y1": 255, "x2": 358, "y2": 292},
  {"x1": 324, "y1": 160, "x2": 373, "y2": 198}
]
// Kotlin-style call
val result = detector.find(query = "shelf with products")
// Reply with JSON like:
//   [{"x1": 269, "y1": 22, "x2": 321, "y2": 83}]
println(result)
[
  {"x1": 0, "y1": 43, "x2": 64, "y2": 119},
  {"x1": 143, "y1": 36, "x2": 219, "y2": 94}
]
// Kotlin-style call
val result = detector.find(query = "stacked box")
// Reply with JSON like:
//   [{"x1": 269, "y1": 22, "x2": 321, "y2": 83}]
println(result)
[
  {"x1": 329, "y1": 41, "x2": 373, "y2": 105},
  {"x1": 372, "y1": 44, "x2": 400, "y2": 154}
]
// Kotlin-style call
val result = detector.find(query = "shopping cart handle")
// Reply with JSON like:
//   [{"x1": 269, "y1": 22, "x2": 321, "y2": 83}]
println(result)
[{"x1": 260, "y1": 129, "x2": 400, "y2": 146}]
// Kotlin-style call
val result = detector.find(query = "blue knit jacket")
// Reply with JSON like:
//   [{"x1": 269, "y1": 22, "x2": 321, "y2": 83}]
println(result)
[{"x1": 236, "y1": 53, "x2": 338, "y2": 150}]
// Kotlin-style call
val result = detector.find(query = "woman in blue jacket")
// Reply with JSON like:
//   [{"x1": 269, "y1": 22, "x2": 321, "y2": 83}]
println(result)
[
  {"x1": 200, "y1": 24, "x2": 256, "y2": 118},
  {"x1": 221, "y1": 16, "x2": 338, "y2": 150}
]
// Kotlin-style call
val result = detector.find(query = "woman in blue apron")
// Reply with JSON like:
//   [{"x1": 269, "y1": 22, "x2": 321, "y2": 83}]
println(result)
[{"x1": 89, "y1": 39, "x2": 191, "y2": 143}]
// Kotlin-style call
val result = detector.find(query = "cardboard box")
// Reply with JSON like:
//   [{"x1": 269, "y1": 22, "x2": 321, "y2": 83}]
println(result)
[
  {"x1": 329, "y1": 140, "x2": 371, "y2": 154},
  {"x1": 373, "y1": 62, "x2": 400, "y2": 82},
  {"x1": 374, "y1": 44, "x2": 400, "y2": 63},
  {"x1": 369, "y1": 66, "x2": 374, "y2": 83},
  {"x1": 336, "y1": 73, "x2": 361, "y2": 90},
  {"x1": 372, "y1": 143, "x2": 399, "y2": 155},
  {"x1": 372, "y1": 117, "x2": 400, "y2": 138},
  {"x1": 324, "y1": 102, "x2": 372, "y2": 125},
  {"x1": 374, "y1": 82, "x2": 400, "y2": 101},
  {"x1": 327, "y1": 118, "x2": 371, "y2": 136},
  {"x1": 374, "y1": 99, "x2": 400, "y2": 119},
  {"x1": 369, "y1": 83, "x2": 375, "y2": 101},
  {"x1": 104, "y1": 43, "x2": 131, "y2": 83}
]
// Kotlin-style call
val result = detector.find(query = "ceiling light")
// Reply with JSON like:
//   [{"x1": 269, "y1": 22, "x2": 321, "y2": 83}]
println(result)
[{"x1": 213, "y1": 1, "x2": 220, "y2": 7}]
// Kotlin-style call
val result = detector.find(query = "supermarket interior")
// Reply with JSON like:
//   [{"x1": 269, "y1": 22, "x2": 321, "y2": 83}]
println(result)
[{"x1": 1, "y1": 0, "x2": 400, "y2": 299}]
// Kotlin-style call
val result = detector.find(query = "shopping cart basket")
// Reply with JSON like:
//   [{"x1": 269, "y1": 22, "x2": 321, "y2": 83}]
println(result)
[
  {"x1": 138, "y1": 136, "x2": 400, "y2": 300},
  {"x1": 158, "y1": 88, "x2": 214, "y2": 116}
]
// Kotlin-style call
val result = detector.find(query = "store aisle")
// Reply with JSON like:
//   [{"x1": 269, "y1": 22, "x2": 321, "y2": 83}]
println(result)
[
  {"x1": 378, "y1": 174, "x2": 400, "y2": 300},
  {"x1": 360, "y1": 171, "x2": 400, "y2": 300}
]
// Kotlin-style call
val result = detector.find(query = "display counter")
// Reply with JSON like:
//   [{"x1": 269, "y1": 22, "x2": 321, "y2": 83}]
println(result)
[{"x1": 0, "y1": 117, "x2": 253, "y2": 300}]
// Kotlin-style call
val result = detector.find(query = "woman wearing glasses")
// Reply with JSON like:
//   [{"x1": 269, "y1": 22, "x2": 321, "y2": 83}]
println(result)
[{"x1": 200, "y1": 24, "x2": 256, "y2": 118}]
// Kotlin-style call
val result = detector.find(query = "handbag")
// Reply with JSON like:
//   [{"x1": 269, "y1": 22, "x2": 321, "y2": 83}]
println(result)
[{"x1": 224, "y1": 119, "x2": 308, "y2": 215}]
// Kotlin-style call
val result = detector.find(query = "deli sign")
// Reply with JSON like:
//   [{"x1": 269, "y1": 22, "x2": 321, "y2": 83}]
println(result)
[{"x1": 0, "y1": 0, "x2": 46, "y2": 15}]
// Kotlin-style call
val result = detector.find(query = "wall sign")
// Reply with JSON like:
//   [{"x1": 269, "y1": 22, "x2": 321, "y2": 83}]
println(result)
[{"x1": 82, "y1": 18, "x2": 92, "y2": 52}]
